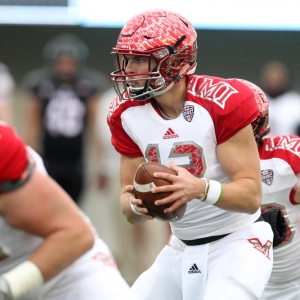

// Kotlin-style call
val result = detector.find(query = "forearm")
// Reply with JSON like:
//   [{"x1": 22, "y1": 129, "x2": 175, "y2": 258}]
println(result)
[
  {"x1": 0, "y1": 226, "x2": 94, "y2": 299},
  {"x1": 213, "y1": 178, "x2": 261, "y2": 214},
  {"x1": 215, "y1": 125, "x2": 262, "y2": 214},
  {"x1": 28, "y1": 226, "x2": 94, "y2": 281}
]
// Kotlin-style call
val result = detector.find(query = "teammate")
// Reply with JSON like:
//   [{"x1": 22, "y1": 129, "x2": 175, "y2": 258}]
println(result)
[
  {"x1": 0, "y1": 123, "x2": 137, "y2": 299},
  {"x1": 238, "y1": 79, "x2": 300, "y2": 299},
  {"x1": 21, "y1": 33, "x2": 109, "y2": 205},
  {"x1": 107, "y1": 9, "x2": 273, "y2": 299}
]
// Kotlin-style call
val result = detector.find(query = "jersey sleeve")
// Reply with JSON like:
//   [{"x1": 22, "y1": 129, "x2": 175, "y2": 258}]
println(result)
[
  {"x1": 214, "y1": 79, "x2": 259, "y2": 144},
  {"x1": 259, "y1": 135, "x2": 300, "y2": 174},
  {"x1": 0, "y1": 123, "x2": 32, "y2": 192},
  {"x1": 107, "y1": 97, "x2": 143, "y2": 157}
]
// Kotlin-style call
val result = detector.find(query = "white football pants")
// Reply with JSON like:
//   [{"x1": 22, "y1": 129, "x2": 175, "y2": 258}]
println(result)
[{"x1": 131, "y1": 221, "x2": 273, "y2": 300}]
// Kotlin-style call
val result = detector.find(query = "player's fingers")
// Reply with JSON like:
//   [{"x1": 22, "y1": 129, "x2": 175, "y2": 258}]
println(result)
[
  {"x1": 140, "y1": 211, "x2": 154, "y2": 220},
  {"x1": 163, "y1": 199, "x2": 185, "y2": 213},
  {"x1": 169, "y1": 161, "x2": 180, "y2": 174},
  {"x1": 151, "y1": 183, "x2": 175, "y2": 194},
  {"x1": 154, "y1": 192, "x2": 180, "y2": 206},
  {"x1": 152, "y1": 171, "x2": 178, "y2": 182},
  {"x1": 125, "y1": 185, "x2": 134, "y2": 193},
  {"x1": 130, "y1": 196, "x2": 143, "y2": 206},
  {"x1": 133, "y1": 202, "x2": 154, "y2": 219}
]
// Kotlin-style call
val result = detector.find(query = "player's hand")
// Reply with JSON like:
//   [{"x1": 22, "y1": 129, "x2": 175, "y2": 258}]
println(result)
[
  {"x1": 151, "y1": 161, "x2": 204, "y2": 213},
  {"x1": 0, "y1": 276, "x2": 13, "y2": 300},
  {"x1": 125, "y1": 185, "x2": 154, "y2": 220}
]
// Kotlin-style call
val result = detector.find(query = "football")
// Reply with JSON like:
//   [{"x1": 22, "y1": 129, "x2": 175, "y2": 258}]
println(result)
[{"x1": 133, "y1": 162, "x2": 187, "y2": 221}]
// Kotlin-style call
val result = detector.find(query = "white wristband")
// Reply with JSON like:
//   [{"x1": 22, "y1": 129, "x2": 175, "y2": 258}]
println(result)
[
  {"x1": 203, "y1": 180, "x2": 223, "y2": 205},
  {"x1": 2, "y1": 261, "x2": 44, "y2": 299},
  {"x1": 130, "y1": 201, "x2": 142, "y2": 215}
]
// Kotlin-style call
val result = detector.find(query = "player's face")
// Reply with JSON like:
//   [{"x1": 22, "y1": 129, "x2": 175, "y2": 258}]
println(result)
[
  {"x1": 53, "y1": 56, "x2": 78, "y2": 79},
  {"x1": 124, "y1": 55, "x2": 156, "y2": 88}
]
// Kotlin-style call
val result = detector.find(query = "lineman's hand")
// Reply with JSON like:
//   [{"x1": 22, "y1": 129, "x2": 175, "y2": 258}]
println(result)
[{"x1": 0, "y1": 276, "x2": 13, "y2": 300}]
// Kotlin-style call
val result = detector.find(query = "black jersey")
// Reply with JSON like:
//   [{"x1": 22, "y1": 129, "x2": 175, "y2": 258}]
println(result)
[{"x1": 23, "y1": 67, "x2": 109, "y2": 162}]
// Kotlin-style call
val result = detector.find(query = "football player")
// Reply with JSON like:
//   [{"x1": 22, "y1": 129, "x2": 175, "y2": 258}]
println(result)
[
  {"x1": 239, "y1": 79, "x2": 300, "y2": 300},
  {"x1": 21, "y1": 33, "x2": 109, "y2": 205},
  {"x1": 107, "y1": 8, "x2": 273, "y2": 299},
  {"x1": 0, "y1": 123, "x2": 137, "y2": 299}
]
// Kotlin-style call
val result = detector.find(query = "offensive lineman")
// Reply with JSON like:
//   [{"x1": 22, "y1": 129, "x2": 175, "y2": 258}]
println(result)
[
  {"x1": 0, "y1": 123, "x2": 137, "y2": 299},
  {"x1": 107, "y1": 8, "x2": 273, "y2": 300}
]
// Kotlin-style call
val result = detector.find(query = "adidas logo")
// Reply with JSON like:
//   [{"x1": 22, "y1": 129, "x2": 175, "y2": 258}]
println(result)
[
  {"x1": 163, "y1": 128, "x2": 179, "y2": 139},
  {"x1": 188, "y1": 263, "x2": 201, "y2": 274}
]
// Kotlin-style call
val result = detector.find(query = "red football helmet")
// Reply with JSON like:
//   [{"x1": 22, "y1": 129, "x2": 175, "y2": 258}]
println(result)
[
  {"x1": 111, "y1": 9, "x2": 198, "y2": 101},
  {"x1": 236, "y1": 79, "x2": 270, "y2": 143}
]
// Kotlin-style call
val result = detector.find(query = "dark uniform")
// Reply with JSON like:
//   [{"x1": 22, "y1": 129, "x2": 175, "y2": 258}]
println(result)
[{"x1": 22, "y1": 34, "x2": 109, "y2": 204}]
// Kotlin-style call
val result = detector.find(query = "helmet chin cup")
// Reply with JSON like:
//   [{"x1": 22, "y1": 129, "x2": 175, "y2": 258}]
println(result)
[{"x1": 129, "y1": 85, "x2": 149, "y2": 101}]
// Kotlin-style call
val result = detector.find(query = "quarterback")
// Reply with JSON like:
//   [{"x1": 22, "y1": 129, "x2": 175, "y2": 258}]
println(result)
[{"x1": 108, "y1": 8, "x2": 273, "y2": 300}]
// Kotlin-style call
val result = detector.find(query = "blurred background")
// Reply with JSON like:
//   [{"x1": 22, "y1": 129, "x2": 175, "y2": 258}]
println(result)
[{"x1": 2, "y1": 0, "x2": 300, "y2": 286}]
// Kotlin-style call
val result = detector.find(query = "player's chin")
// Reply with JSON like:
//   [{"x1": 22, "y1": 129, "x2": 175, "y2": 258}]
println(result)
[{"x1": 129, "y1": 81, "x2": 145, "y2": 89}]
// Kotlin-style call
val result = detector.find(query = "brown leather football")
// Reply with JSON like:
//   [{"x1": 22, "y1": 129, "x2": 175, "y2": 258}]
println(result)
[{"x1": 133, "y1": 162, "x2": 186, "y2": 221}]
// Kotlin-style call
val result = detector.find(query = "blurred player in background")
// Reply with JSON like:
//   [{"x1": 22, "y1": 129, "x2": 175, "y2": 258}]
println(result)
[
  {"x1": 0, "y1": 63, "x2": 15, "y2": 125},
  {"x1": 0, "y1": 122, "x2": 137, "y2": 300},
  {"x1": 21, "y1": 33, "x2": 109, "y2": 205},
  {"x1": 239, "y1": 79, "x2": 300, "y2": 299},
  {"x1": 259, "y1": 60, "x2": 300, "y2": 136},
  {"x1": 107, "y1": 8, "x2": 273, "y2": 299}
]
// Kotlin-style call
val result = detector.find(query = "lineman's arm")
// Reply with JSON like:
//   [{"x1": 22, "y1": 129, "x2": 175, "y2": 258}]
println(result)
[{"x1": 0, "y1": 168, "x2": 95, "y2": 297}]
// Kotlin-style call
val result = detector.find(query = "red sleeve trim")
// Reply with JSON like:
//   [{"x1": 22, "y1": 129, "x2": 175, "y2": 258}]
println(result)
[{"x1": 0, "y1": 124, "x2": 29, "y2": 186}]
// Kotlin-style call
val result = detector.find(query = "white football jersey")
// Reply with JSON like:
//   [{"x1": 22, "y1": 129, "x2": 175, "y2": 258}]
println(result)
[
  {"x1": 108, "y1": 75, "x2": 262, "y2": 240},
  {"x1": 259, "y1": 135, "x2": 300, "y2": 284}
]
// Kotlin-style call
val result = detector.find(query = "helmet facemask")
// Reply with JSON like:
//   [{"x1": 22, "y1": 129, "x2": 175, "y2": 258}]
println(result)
[
  {"x1": 111, "y1": 52, "x2": 166, "y2": 101},
  {"x1": 252, "y1": 114, "x2": 271, "y2": 143}
]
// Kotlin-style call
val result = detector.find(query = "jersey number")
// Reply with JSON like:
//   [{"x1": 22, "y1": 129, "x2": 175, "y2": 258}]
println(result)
[{"x1": 145, "y1": 141, "x2": 206, "y2": 178}]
